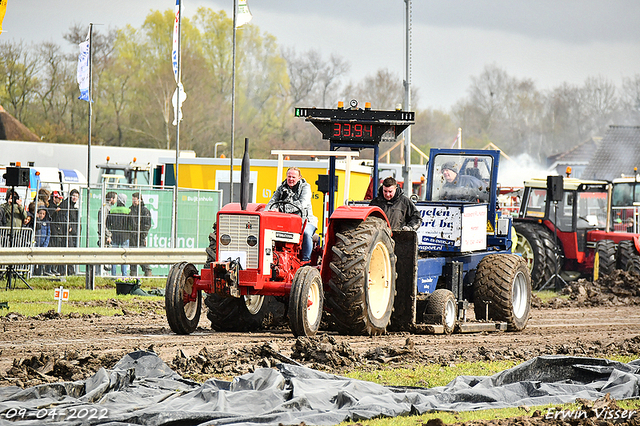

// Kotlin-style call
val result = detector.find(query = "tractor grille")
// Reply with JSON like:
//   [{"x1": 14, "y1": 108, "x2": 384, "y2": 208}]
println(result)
[{"x1": 218, "y1": 214, "x2": 260, "y2": 269}]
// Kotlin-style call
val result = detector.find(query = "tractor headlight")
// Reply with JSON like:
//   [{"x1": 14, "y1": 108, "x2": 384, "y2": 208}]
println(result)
[
  {"x1": 220, "y1": 234, "x2": 232, "y2": 245},
  {"x1": 247, "y1": 235, "x2": 257, "y2": 247}
]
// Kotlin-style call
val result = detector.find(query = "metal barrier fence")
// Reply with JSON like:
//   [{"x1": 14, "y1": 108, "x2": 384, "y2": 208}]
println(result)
[
  {"x1": 0, "y1": 227, "x2": 33, "y2": 277},
  {"x1": 2, "y1": 182, "x2": 221, "y2": 279},
  {"x1": 612, "y1": 206, "x2": 640, "y2": 233}
]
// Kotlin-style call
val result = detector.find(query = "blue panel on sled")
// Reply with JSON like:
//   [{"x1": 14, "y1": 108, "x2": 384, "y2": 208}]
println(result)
[{"x1": 416, "y1": 257, "x2": 446, "y2": 293}]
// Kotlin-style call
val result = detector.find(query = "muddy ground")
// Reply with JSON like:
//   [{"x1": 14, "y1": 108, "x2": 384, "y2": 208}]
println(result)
[{"x1": 1, "y1": 270, "x2": 640, "y2": 425}]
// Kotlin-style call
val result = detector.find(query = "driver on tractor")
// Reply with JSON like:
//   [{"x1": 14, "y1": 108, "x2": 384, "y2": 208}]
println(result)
[{"x1": 266, "y1": 167, "x2": 318, "y2": 261}]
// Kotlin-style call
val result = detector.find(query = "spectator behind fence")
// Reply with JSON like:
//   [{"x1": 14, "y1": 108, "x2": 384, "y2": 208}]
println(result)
[
  {"x1": 2, "y1": 190, "x2": 27, "y2": 229},
  {"x1": 34, "y1": 204, "x2": 51, "y2": 276},
  {"x1": 60, "y1": 189, "x2": 80, "y2": 275},
  {"x1": 24, "y1": 201, "x2": 35, "y2": 229},
  {"x1": 106, "y1": 193, "x2": 132, "y2": 276},
  {"x1": 98, "y1": 191, "x2": 117, "y2": 247},
  {"x1": 48, "y1": 191, "x2": 66, "y2": 275},
  {"x1": 129, "y1": 192, "x2": 153, "y2": 277}
]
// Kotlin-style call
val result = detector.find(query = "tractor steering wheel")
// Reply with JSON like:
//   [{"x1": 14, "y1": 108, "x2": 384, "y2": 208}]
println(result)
[{"x1": 271, "y1": 200, "x2": 304, "y2": 217}]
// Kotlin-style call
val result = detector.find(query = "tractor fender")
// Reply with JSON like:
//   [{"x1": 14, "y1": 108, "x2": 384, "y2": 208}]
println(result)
[{"x1": 320, "y1": 205, "x2": 391, "y2": 283}]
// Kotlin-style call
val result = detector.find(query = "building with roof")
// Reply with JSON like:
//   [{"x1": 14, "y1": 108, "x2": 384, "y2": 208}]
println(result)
[
  {"x1": 547, "y1": 137, "x2": 601, "y2": 178},
  {"x1": 0, "y1": 105, "x2": 40, "y2": 142}
]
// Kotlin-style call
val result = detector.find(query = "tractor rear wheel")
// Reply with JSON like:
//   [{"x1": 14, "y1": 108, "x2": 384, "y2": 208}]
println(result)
[
  {"x1": 594, "y1": 240, "x2": 616, "y2": 280},
  {"x1": 423, "y1": 289, "x2": 457, "y2": 334},
  {"x1": 165, "y1": 262, "x2": 201, "y2": 335},
  {"x1": 616, "y1": 239, "x2": 636, "y2": 271},
  {"x1": 513, "y1": 223, "x2": 558, "y2": 290},
  {"x1": 288, "y1": 266, "x2": 324, "y2": 337},
  {"x1": 473, "y1": 254, "x2": 531, "y2": 331},
  {"x1": 325, "y1": 216, "x2": 396, "y2": 335},
  {"x1": 205, "y1": 294, "x2": 272, "y2": 332}
]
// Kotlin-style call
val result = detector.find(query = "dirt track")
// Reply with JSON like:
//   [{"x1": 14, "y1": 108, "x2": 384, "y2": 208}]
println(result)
[{"x1": 1, "y1": 300, "x2": 640, "y2": 388}]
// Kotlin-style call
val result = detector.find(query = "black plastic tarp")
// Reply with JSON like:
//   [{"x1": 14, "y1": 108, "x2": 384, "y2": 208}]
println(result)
[{"x1": 0, "y1": 351, "x2": 638, "y2": 425}]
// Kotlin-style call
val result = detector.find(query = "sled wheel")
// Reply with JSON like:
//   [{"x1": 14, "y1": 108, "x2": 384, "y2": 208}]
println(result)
[
  {"x1": 474, "y1": 254, "x2": 531, "y2": 331},
  {"x1": 325, "y1": 216, "x2": 396, "y2": 335},
  {"x1": 288, "y1": 266, "x2": 324, "y2": 337},
  {"x1": 165, "y1": 262, "x2": 201, "y2": 335},
  {"x1": 205, "y1": 293, "x2": 274, "y2": 332},
  {"x1": 423, "y1": 289, "x2": 457, "y2": 335}
]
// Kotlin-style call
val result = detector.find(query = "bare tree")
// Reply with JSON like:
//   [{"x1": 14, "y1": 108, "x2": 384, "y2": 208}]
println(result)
[{"x1": 0, "y1": 40, "x2": 42, "y2": 122}]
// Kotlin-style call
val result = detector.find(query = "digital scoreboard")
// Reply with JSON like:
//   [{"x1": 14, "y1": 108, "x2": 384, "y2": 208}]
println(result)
[{"x1": 294, "y1": 102, "x2": 414, "y2": 144}]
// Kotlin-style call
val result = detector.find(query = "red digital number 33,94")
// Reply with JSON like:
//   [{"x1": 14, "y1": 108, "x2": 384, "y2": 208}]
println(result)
[{"x1": 332, "y1": 123, "x2": 373, "y2": 139}]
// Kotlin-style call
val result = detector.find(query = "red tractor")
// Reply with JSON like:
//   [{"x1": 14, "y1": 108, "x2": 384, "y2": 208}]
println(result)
[{"x1": 514, "y1": 174, "x2": 640, "y2": 289}]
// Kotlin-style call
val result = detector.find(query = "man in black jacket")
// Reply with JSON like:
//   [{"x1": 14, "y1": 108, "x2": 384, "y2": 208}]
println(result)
[{"x1": 369, "y1": 177, "x2": 421, "y2": 231}]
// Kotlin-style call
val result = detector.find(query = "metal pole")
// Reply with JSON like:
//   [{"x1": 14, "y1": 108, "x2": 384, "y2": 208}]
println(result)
[
  {"x1": 230, "y1": 0, "x2": 238, "y2": 205},
  {"x1": 172, "y1": 0, "x2": 182, "y2": 248},
  {"x1": 402, "y1": 0, "x2": 412, "y2": 191},
  {"x1": 85, "y1": 23, "x2": 94, "y2": 290}
]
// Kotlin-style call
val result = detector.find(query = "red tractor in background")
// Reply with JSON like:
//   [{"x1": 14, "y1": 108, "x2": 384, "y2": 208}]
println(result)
[{"x1": 514, "y1": 173, "x2": 640, "y2": 289}]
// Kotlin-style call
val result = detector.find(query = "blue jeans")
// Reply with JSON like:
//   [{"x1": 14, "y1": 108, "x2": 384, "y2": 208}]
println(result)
[
  {"x1": 302, "y1": 223, "x2": 317, "y2": 261},
  {"x1": 112, "y1": 239, "x2": 129, "y2": 276}
]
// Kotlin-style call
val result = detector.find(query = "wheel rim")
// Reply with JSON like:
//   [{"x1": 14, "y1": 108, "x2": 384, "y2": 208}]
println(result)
[
  {"x1": 244, "y1": 295, "x2": 264, "y2": 315},
  {"x1": 444, "y1": 298, "x2": 456, "y2": 329},
  {"x1": 182, "y1": 274, "x2": 198, "y2": 321},
  {"x1": 306, "y1": 278, "x2": 321, "y2": 326},
  {"x1": 368, "y1": 240, "x2": 392, "y2": 320},
  {"x1": 515, "y1": 235, "x2": 534, "y2": 272},
  {"x1": 511, "y1": 271, "x2": 529, "y2": 319}
]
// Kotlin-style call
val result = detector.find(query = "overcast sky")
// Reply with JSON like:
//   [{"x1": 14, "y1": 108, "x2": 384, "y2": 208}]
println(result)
[{"x1": 3, "y1": 0, "x2": 640, "y2": 110}]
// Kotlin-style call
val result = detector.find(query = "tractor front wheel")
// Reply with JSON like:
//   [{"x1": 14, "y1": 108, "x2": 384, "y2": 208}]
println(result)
[
  {"x1": 474, "y1": 254, "x2": 531, "y2": 331},
  {"x1": 165, "y1": 262, "x2": 201, "y2": 335},
  {"x1": 288, "y1": 266, "x2": 324, "y2": 337},
  {"x1": 325, "y1": 216, "x2": 396, "y2": 335},
  {"x1": 594, "y1": 239, "x2": 616, "y2": 280}
]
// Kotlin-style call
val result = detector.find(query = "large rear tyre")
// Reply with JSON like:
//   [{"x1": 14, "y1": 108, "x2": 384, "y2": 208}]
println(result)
[
  {"x1": 205, "y1": 294, "x2": 272, "y2": 332},
  {"x1": 513, "y1": 223, "x2": 558, "y2": 290},
  {"x1": 288, "y1": 266, "x2": 324, "y2": 337},
  {"x1": 423, "y1": 289, "x2": 457, "y2": 335},
  {"x1": 165, "y1": 262, "x2": 201, "y2": 335},
  {"x1": 473, "y1": 254, "x2": 531, "y2": 331},
  {"x1": 616, "y1": 239, "x2": 636, "y2": 271},
  {"x1": 325, "y1": 216, "x2": 396, "y2": 335},
  {"x1": 594, "y1": 240, "x2": 616, "y2": 280}
]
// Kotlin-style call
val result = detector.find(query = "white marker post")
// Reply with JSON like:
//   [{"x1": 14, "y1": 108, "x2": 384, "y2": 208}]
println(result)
[{"x1": 53, "y1": 286, "x2": 69, "y2": 313}]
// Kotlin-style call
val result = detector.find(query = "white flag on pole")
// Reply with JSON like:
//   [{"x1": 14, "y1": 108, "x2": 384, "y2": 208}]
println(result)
[
  {"x1": 173, "y1": 83, "x2": 187, "y2": 125},
  {"x1": 77, "y1": 30, "x2": 91, "y2": 102},
  {"x1": 236, "y1": 0, "x2": 252, "y2": 28}
]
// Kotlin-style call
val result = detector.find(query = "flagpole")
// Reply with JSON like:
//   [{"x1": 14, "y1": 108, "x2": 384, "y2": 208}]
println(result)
[
  {"x1": 230, "y1": 0, "x2": 238, "y2": 205},
  {"x1": 85, "y1": 23, "x2": 94, "y2": 290},
  {"x1": 172, "y1": 0, "x2": 182, "y2": 248}
]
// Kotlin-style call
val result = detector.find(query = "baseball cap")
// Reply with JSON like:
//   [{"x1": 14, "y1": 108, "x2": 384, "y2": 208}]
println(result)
[{"x1": 52, "y1": 191, "x2": 63, "y2": 198}]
